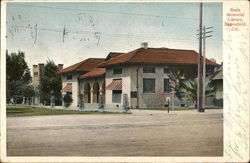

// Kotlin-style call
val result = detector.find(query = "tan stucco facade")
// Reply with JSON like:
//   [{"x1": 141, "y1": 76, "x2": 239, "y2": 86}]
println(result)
[
  {"x1": 80, "y1": 78, "x2": 105, "y2": 104},
  {"x1": 105, "y1": 65, "x2": 189, "y2": 109},
  {"x1": 61, "y1": 64, "x2": 217, "y2": 109},
  {"x1": 61, "y1": 73, "x2": 79, "y2": 108}
]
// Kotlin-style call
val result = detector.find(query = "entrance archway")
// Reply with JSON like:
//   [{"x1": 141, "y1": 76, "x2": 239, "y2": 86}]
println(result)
[
  {"x1": 93, "y1": 82, "x2": 100, "y2": 103},
  {"x1": 84, "y1": 83, "x2": 91, "y2": 103}
]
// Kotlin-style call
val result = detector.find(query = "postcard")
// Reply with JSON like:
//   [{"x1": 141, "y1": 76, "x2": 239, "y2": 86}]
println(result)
[{"x1": 0, "y1": 0, "x2": 249, "y2": 162}]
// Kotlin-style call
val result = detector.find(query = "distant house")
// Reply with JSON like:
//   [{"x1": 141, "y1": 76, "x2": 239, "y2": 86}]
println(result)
[
  {"x1": 59, "y1": 43, "x2": 218, "y2": 108},
  {"x1": 32, "y1": 63, "x2": 63, "y2": 105},
  {"x1": 58, "y1": 58, "x2": 105, "y2": 107},
  {"x1": 212, "y1": 66, "x2": 223, "y2": 107}
]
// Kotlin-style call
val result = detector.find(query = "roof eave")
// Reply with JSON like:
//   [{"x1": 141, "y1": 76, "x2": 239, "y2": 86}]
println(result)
[
  {"x1": 79, "y1": 74, "x2": 105, "y2": 79},
  {"x1": 98, "y1": 62, "x2": 218, "y2": 68}
]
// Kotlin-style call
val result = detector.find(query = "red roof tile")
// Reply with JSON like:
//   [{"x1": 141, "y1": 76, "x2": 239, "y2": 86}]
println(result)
[
  {"x1": 99, "y1": 48, "x2": 218, "y2": 67},
  {"x1": 105, "y1": 52, "x2": 125, "y2": 60},
  {"x1": 106, "y1": 79, "x2": 122, "y2": 90},
  {"x1": 62, "y1": 83, "x2": 72, "y2": 92},
  {"x1": 58, "y1": 58, "x2": 105, "y2": 74},
  {"x1": 79, "y1": 68, "x2": 106, "y2": 79}
]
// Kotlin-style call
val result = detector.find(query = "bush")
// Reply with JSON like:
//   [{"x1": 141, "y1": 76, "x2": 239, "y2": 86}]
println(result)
[{"x1": 63, "y1": 93, "x2": 73, "y2": 107}]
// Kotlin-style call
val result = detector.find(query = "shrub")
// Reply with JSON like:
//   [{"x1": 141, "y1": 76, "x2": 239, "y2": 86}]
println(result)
[{"x1": 63, "y1": 93, "x2": 73, "y2": 107}]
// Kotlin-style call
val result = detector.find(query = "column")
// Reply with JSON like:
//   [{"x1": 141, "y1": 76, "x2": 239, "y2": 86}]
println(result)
[{"x1": 90, "y1": 88, "x2": 93, "y2": 104}]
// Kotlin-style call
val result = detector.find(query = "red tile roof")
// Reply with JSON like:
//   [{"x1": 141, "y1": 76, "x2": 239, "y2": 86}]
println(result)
[
  {"x1": 62, "y1": 83, "x2": 72, "y2": 92},
  {"x1": 106, "y1": 79, "x2": 122, "y2": 90},
  {"x1": 79, "y1": 68, "x2": 106, "y2": 79},
  {"x1": 58, "y1": 58, "x2": 105, "y2": 74},
  {"x1": 105, "y1": 52, "x2": 125, "y2": 60},
  {"x1": 99, "y1": 48, "x2": 218, "y2": 67}
]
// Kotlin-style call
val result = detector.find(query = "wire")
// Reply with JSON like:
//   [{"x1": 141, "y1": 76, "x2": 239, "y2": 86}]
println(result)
[
  {"x1": 7, "y1": 24, "x2": 197, "y2": 42},
  {"x1": 8, "y1": 3, "x2": 198, "y2": 21}
]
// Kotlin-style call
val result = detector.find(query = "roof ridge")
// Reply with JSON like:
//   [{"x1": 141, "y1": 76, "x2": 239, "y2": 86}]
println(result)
[
  {"x1": 125, "y1": 48, "x2": 142, "y2": 62},
  {"x1": 148, "y1": 47, "x2": 196, "y2": 52},
  {"x1": 62, "y1": 58, "x2": 86, "y2": 70},
  {"x1": 103, "y1": 49, "x2": 134, "y2": 62},
  {"x1": 87, "y1": 58, "x2": 105, "y2": 60},
  {"x1": 75, "y1": 58, "x2": 105, "y2": 70},
  {"x1": 74, "y1": 58, "x2": 91, "y2": 70},
  {"x1": 109, "y1": 52, "x2": 125, "y2": 54}
]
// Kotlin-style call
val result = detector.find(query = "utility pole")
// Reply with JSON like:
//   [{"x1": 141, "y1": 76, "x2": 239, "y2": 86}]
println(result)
[
  {"x1": 202, "y1": 26, "x2": 213, "y2": 109},
  {"x1": 202, "y1": 26, "x2": 206, "y2": 110},
  {"x1": 197, "y1": 2, "x2": 203, "y2": 112}
]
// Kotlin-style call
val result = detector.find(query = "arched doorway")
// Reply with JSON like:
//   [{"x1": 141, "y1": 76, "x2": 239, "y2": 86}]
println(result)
[
  {"x1": 102, "y1": 82, "x2": 106, "y2": 103},
  {"x1": 92, "y1": 82, "x2": 100, "y2": 103},
  {"x1": 84, "y1": 83, "x2": 91, "y2": 103}
]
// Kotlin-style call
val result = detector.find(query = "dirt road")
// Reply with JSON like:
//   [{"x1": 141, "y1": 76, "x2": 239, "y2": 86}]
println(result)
[{"x1": 7, "y1": 109, "x2": 223, "y2": 156}]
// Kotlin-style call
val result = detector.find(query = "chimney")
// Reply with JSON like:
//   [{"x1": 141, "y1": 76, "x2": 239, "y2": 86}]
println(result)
[
  {"x1": 141, "y1": 42, "x2": 148, "y2": 49},
  {"x1": 38, "y1": 63, "x2": 44, "y2": 68},
  {"x1": 58, "y1": 64, "x2": 63, "y2": 70},
  {"x1": 210, "y1": 58, "x2": 216, "y2": 63}
]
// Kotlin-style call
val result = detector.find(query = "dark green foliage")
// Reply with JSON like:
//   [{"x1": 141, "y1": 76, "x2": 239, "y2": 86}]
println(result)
[
  {"x1": 40, "y1": 60, "x2": 62, "y2": 105},
  {"x1": 167, "y1": 65, "x2": 197, "y2": 100},
  {"x1": 6, "y1": 50, "x2": 34, "y2": 104},
  {"x1": 167, "y1": 65, "x2": 215, "y2": 104},
  {"x1": 63, "y1": 93, "x2": 73, "y2": 107}
]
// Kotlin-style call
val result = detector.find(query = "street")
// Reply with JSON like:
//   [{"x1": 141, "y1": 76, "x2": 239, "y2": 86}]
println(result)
[{"x1": 7, "y1": 109, "x2": 223, "y2": 156}]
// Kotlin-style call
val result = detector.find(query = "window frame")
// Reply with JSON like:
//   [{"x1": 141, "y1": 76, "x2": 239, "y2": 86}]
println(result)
[
  {"x1": 33, "y1": 72, "x2": 38, "y2": 77},
  {"x1": 164, "y1": 67, "x2": 170, "y2": 74},
  {"x1": 143, "y1": 66, "x2": 155, "y2": 73},
  {"x1": 113, "y1": 68, "x2": 122, "y2": 75},
  {"x1": 66, "y1": 75, "x2": 73, "y2": 80},
  {"x1": 164, "y1": 78, "x2": 171, "y2": 93},
  {"x1": 112, "y1": 90, "x2": 122, "y2": 103},
  {"x1": 143, "y1": 78, "x2": 155, "y2": 93},
  {"x1": 130, "y1": 91, "x2": 137, "y2": 98}
]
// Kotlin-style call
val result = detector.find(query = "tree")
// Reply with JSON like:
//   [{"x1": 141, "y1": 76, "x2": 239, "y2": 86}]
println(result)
[
  {"x1": 40, "y1": 60, "x2": 62, "y2": 105},
  {"x1": 177, "y1": 78, "x2": 215, "y2": 104},
  {"x1": 23, "y1": 84, "x2": 35, "y2": 104},
  {"x1": 6, "y1": 50, "x2": 33, "y2": 104},
  {"x1": 63, "y1": 93, "x2": 73, "y2": 107},
  {"x1": 167, "y1": 65, "x2": 216, "y2": 106},
  {"x1": 167, "y1": 65, "x2": 197, "y2": 100}
]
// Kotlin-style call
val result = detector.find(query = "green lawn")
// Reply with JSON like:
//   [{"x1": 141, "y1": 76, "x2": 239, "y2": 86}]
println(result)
[{"x1": 7, "y1": 105, "x2": 130, "y2": 117}]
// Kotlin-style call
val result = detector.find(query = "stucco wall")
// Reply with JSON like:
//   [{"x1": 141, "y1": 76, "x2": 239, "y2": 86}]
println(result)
[
  {"x1": 61, "y1": 73, "x2": 79, "y2": 108},
  {"x1": 130, "y1": 65, "x2": 176, "y2": 108},
  {"x1": 79, "y1": 78, "x2": 105, "y2": 104},
  {"x1": 106, "y1": 65, "x2": 190, "y2": 109},
  {"x1": 105, "y1": 66, "x2": 131, "y2": 107}
]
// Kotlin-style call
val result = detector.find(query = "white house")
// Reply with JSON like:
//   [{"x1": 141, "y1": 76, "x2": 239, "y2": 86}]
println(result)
[
  {"x1": 59, "y1": 43, "x2": 218, "y2": 109},
  {"x1": 58, "y1": 58, "x2": 105, "y2": 107}
]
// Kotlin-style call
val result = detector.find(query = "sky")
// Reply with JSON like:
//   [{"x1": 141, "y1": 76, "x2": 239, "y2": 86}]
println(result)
[{"x1": 6, "y1": 2, "x2": 223, "y2": 70}]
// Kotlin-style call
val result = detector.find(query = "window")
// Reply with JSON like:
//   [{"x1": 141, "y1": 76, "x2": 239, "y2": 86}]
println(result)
[
  {"x1": 67, "y1": 75, "x2": 72, "y2": 80},
  {"x1": 113, "y1": 68, "x2": 122, "y2": 74},
  {"x1": 34, "y1": 72, "x2": 38, "y2": 77},
  {"x1": 164, "y1": 79, "x2": 171, "y2": 93},
  {"x1": 112, "y1": 90, "x2": 122, "y2": 103},
  {"x1": 143, "y1": 67, "x2": 155, "y2": 73},
  {"x1": 164, "y1": 68, "x2": 170, "y2": 73},
  {"x1": 131, "y1": 91, "x2": 137, "y2": 98},
  {"x1": 143, "y1": 78, "x2": 155, "y2": 93}
]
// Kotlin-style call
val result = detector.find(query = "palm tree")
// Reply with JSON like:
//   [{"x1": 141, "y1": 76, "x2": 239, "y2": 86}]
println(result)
[{"x1": 177, "y1": 78, "x2": 215, "y2": 104}]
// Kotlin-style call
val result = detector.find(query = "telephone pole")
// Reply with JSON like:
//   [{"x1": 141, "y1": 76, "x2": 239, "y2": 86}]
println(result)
[
  {"x1": 202, "y1": 26, "x2": 213, "y2": 109},
  {"x1": 197, "y1": 26, "x2": 213, "y2": 110},
  {"x1": 197, "y1": 2, "x2": 204, "y2": 112}
]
